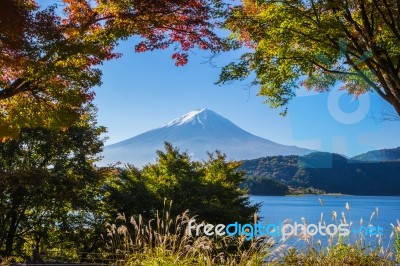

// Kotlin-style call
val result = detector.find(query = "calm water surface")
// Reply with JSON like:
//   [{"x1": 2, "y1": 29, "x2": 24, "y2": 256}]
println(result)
[{"x1": 250, "y1": 195, "x2": 400, "y2": 248}]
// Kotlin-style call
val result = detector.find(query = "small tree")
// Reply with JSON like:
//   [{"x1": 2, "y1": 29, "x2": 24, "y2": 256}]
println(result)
[
  {"x1": 107, "y1": 143, "x2": 259, "y2": 225},
  {"x1": 201, "y1": 151, "x2": 258, "y2": 224},
  {"x1": 104, "y1": 165, "x2": 156, "y2": 220}
]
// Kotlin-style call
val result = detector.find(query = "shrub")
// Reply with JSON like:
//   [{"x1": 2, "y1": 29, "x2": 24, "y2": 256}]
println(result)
[{"x1": 106, "y1": 142, "x2": 259, "y2": 225}]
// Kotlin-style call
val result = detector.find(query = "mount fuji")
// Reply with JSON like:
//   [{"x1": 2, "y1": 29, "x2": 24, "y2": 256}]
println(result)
[{"x1": 100, "y1": 109, "x2": 313, "y2": 166}]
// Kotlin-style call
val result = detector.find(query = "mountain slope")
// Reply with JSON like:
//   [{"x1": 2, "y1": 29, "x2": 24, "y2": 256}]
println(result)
[
  {"x1": 100, "y1": 109, "x2": 312, "y2": 166},
  {"x1": 351, "y1": 147, "x2": 400, "y2": 162},
  {"x1": 240, "y1": 152, "x2": 400, "y2": 195}
]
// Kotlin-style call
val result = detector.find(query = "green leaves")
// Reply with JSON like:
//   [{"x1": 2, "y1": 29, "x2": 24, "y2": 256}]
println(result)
[
  {"x1": 221, "y1": 0, "x2": 400, "y2": 116},
  {"x1": 0, "y1": 113, "x2": 108, "y2": 256},
  {"x1": 106, "y1": 143, "x2": 259, "y2": 225}
]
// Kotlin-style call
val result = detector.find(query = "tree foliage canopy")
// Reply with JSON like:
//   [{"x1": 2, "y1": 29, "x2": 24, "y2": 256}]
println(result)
[
  {"x1": 0, "y1": 112, "x2": 108, "y2": 257},
  {"x1": 106, "y1": 143, "x2": 259, "y2": 225},
  {"x1": 218, "y1": 0, "x2": 400, "y2": 116},
  {"x1": 0, "y1": 0, "x2": 226, "y2": 138},
  {"x1": 0, "y1": 133, "x2": 260, "y2": 257}
]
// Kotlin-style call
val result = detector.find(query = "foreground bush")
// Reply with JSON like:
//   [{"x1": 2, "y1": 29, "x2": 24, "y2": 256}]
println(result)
[{"x1": 106, "y1": 142, "x2": 259, "y2": 225}]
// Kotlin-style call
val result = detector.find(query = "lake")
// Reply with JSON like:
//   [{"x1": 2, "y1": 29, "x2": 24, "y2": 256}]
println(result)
[{"x1": 250, "y1": 195, "x2": 400, "y2": 249}]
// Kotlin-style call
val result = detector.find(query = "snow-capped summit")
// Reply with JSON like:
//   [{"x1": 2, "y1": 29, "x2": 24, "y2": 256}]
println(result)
[
  {"x1": 100, "y1": 109, "x2": 313, "y2": 167},
  {"x1": 165, "y1": 108, "x2": 208, "y2": 127},
  {"x1": 159, "y1": 108, "x2": 252, "y2": 139},
  {"x1": 164, "y1": 108, "x2": 239, "y2": 131}
]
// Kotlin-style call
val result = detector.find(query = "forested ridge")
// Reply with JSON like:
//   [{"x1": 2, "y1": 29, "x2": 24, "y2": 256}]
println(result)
[{"x1": 241, "y1": 152, "x2": 400, "y2": 195}]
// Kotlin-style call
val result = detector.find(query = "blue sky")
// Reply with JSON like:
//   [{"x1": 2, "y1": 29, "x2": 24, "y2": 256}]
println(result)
[{"x1": 93, "y1": 38, "x2": 400, "y2": 157}]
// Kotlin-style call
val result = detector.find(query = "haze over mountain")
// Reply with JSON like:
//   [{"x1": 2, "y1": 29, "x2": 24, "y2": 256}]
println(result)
[
  {"x1": 100, "y1": 109, "x2": 313, "y2": 166},
  {"x1": 351, "y1": 147, "x2": 400, "y2": 162}
]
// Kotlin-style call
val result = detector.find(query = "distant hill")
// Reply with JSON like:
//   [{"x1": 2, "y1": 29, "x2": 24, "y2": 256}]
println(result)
[
  {"x1": 351, "y1": 147, "x2": 400, "y2": 162},
  {"x1": 100, "y1": 109, "x2": 312, "y2": 167},
  {"x1": 240, "y1": 152, "x2": 400, "y2": 195}
]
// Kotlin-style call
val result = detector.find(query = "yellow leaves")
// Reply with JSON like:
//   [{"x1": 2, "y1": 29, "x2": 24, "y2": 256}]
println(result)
[
  {"x1": 0, "y1": 90, "x2": 84, "y2": 139},
  {"x1": 63, "y1": 0, "x2": 94, "y2": 23},
  {"x1": 63, "y1": 27, "x2": 80, "y2": 39},
  {"x1": 242, "y1": 0, "x2": 266, "y2": 15},
  {"x1": 54, "y1": 55, "x2": 88, "y2": 69},
  {"x1": 1, "y1": 0, "x2": 226, "y2": 138}
]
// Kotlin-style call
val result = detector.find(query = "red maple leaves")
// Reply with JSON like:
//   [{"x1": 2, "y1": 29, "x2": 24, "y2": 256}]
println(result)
[{"x1": 0, "y1": 0, "x2": 227, "y2": 137}]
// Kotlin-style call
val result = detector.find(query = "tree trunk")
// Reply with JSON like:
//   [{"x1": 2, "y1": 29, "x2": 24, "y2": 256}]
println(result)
[
  {"x1": 5, "y1": 189, "x2": 25, "y2": 256},
  {"x1": 5, "y1": 211, "x2": 18, "y2": 256},
  {"x1": 390, "y1": 98, "x2": 400, "y2": 117}
]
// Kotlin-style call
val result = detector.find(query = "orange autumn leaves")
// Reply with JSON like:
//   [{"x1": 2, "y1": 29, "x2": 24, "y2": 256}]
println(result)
[{"x1": 0, "y1": 0, "x2": 226, "y2": 139}]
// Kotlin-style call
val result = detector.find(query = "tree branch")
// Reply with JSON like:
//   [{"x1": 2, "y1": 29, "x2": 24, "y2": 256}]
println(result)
[
  {"x1": 310, "y1": 60, "x2": 359, "y2": 76},
  {"x1": 0, "y1": 79, "x2": 30, "y2": 100},
  {"x1": 345, "y1": 53, "x2": 390, "y2": 101}
]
